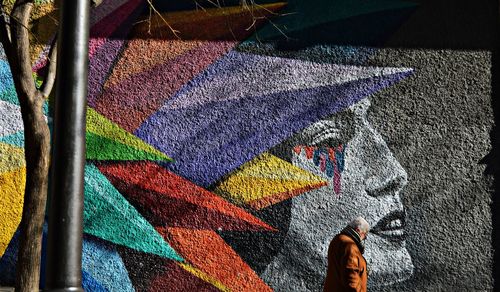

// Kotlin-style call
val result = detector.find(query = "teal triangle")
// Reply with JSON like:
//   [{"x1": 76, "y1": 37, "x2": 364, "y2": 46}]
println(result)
[
  {"x1": 0, "y1": 60, "x2": 15, "y2": 103},
  {"x1": 249, "y1": 0, "x2": 417, "y2": 41},
  {"x1": 83, "y1": 163, "x2": 183, "y2": 261},
  {"x1": 0, "y1": 85, "x2": 18, "y2": 106},
  {"x1": 0, "y1": 60, "x2": 50, "y2": 115},
  {"x1": 0, "y1": 131, "x2": 25, "y2": 147}
]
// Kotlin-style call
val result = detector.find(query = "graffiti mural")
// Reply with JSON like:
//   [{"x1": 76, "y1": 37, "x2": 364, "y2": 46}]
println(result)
[{"x1": 0, "y1": 0, "x2": 496, "y2": 291}]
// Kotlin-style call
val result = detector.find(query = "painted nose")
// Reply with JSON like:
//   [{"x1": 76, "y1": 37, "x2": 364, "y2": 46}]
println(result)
[{"x1": 362, "y1": 124, "x2": 408, "y2": 198}]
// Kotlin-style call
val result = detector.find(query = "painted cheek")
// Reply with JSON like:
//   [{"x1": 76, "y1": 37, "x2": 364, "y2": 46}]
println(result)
[{"x1": 294, "y1": 144, "x2": 347, "y2": 196}]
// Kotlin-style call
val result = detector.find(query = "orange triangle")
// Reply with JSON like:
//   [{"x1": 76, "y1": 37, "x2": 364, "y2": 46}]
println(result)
[
  {"x1": 103, "y1": 39, "x2": 203, "y2": 88},
  {"x1": 159, "y1": 227, "x2": 272, "y2": 292},
  {"x1": 132, "y1": 3, "x2": 287, "y2": 40}
]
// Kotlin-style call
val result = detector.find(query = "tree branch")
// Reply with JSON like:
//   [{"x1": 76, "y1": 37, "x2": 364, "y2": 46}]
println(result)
[
  {"x1": 39, "y1": 37, "x2": 56, "y2": 98},
  {"x1": 11, "y1": 0, "x2": 37, "y2": 102},
  {"x1": 0, "y1": 3, "x2": 14, "y2": 59}
]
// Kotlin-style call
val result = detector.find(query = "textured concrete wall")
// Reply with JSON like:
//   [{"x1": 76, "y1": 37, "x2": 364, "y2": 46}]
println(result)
[{"x1": 0, "y1": 0, "x2": 497, "y2": 291}]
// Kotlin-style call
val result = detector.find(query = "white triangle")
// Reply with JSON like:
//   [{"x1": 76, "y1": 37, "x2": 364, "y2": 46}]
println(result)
[
  {"x1": 0, "y1": 100, "x2": 23, "y2": 138},
  {"x1": 168, "y1": 51, "x2": 412, "y2": 110}
]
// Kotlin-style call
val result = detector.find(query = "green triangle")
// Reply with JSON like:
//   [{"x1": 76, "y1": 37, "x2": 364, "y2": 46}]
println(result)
[
  {"x1": 86, "y1": 108, "x2": 172, "y2": 162},
  {"x1": 86, "y1": 132, "x2": 169, "y2": 161},
  {"x1": 83, "y1": 163, "x2": 183, "y2": 261}
]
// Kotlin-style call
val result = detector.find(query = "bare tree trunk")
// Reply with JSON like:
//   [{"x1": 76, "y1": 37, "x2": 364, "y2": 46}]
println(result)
[
  {"x1": 0, "y1": 1, "x2": 56, "y2": 291},
  {"x1": 16, "y1": 94, "x2": 51, "y2": 292}
]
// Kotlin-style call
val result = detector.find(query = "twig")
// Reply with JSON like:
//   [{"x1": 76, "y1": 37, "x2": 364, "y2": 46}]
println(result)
[
  {"x1": 0, "y1": 3, "x2": 12, "y2": 45},
  {"x1": 39, "y1": 36, "x2": 56, "y2": 98},
  {"x1": 145, "y1": 0, "x2": 180, "y2": 39}
]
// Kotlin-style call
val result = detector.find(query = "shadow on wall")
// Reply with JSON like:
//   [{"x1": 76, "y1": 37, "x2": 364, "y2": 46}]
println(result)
[
  {"x1": 489, "y1": 45, "x2": 500, "y2": 291},
  {"x1": 81, "y1": 0, "x2": 499, "y2": 51}
]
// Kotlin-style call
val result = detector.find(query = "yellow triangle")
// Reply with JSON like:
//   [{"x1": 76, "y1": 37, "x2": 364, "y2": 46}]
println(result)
[
  {"x1": 214, "y1": 153, "x2": 327, "y2": 206},
  {"x1": 86, "y1": 108, "x2": 171, "y2": 161},
  {"x1": 0, "y1": 167, "x2": 25, "y2": 257},
  {"x1": 0, "y1": 142, "x2": 25, "y2": 173}
]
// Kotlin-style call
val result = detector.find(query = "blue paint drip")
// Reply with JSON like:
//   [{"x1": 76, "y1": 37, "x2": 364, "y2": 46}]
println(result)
[
  {"x1": 326, "y1": 159, "x2": 334, "y2": 177},
  {"x1": 336, "y1": 145, "x2": 346, "y2": 173},
  {"x1": 313, "y1": 149, "x2": 321, "y2": 166}
]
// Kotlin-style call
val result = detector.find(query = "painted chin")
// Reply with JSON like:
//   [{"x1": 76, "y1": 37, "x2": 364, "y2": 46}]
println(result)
[
  {"x1": 364, "y1": 232, "x2": 414, "y2": 287},
  {"x1": 365, "y1": 241, "x2": 414, "y2": 287}
]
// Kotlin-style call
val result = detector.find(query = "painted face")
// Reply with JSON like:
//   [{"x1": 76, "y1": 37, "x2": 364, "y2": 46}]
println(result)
[{"x1": 263, "y1": 98, "x2": 413, "y2": 290}]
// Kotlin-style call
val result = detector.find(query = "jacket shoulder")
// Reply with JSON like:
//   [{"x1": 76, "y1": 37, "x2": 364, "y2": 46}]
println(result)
[{"x1": 337, "y1": 234, "x2": 356, "y2": 244}]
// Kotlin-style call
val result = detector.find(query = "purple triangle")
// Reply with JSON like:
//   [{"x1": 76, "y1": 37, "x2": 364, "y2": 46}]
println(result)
[{"x1": 135, "y1": 70, "x2": 411, "y2": 187}]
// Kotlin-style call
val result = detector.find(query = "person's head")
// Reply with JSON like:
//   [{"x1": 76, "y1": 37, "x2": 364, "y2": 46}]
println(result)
[
  {"x1": 348, "y1": 216, "x2": 370, "y2": 241},
  {"x1": 265, "y1": 97, "x2": 413, "y2": 289}
]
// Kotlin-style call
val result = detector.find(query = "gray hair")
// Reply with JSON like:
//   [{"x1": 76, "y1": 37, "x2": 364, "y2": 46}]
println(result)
[{"x1": 348, "y1": 216, "x2": 370, "y2": 233}]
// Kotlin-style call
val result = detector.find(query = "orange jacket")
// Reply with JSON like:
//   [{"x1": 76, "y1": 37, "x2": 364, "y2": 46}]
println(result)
[{"x1": 323, "y1": 234, "x2": 367, "y2": 292}]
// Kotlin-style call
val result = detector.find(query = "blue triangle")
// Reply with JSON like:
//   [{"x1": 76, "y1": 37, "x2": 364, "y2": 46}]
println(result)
[
  {"x1": 0, "y1": 224, "x2": 48, "y2": 288},
  {"x1": 82, "y1": 270, "x2": 109, "y2": 292},
  {"x1": 82, "y1": 236, "x2": 134, "y2": 292}
]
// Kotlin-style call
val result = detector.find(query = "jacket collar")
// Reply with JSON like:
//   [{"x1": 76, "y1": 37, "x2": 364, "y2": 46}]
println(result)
[{"x1": 341, "y1": 225, "x2": 365, "y2": 254}]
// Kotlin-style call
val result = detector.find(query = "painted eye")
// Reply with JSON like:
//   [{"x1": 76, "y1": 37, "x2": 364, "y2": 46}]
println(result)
[{"x1": 297, "y1": 110, "x2": 355, "y2": 148}]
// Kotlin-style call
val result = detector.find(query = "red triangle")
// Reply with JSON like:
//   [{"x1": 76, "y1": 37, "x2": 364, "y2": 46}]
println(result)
[
  {"x1": 97, "y1": 161, "x2": 275, "y2": 232},
  {"x1": 149, "y1": 260, "x2": 220, "y2": 292}
]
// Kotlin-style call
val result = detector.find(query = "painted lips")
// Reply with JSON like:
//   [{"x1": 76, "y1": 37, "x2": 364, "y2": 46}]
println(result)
[{"x1": 371, "y1": 210, "x2": 407, "y2": 243}]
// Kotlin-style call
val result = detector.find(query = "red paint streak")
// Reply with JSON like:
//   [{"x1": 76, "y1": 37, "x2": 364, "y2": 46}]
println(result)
[
  {"x1": 333, "y1": 167, "x2": 341, "y2": 195},
  {"x1": 328, "y1": 148, "x2": 336, "y2": 163},
  {"x1": 320, "y1": 154, "x2": 326, "y2": 172},
  {"x1": 305, "y1": 146, "x2": 315, "y2": 159}
]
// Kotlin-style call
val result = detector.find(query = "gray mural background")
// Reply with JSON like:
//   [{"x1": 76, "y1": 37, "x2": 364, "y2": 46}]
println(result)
[
  {"x1": 368, "y1": 49, "x2": 493, "y2": 291},
  {"x1": 364, "y1": 0, "x2": 498, "y2": 289}
]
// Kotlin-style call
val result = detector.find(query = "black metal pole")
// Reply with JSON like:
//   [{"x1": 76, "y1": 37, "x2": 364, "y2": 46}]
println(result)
[{"x1": 45, "y1": 0, "x2": 89, "y2": 290}]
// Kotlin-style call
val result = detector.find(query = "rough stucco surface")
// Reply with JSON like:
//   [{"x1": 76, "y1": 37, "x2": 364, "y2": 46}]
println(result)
[
  {"x1": 0, "y1": 0, "x2": 497, "y2": 291},
  {"x1": 366, "y1": 49, "x2": 494, "y2": 291}
]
